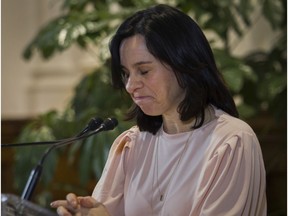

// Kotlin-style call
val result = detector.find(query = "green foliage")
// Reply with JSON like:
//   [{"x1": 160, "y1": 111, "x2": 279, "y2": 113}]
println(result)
[
  {"x1": 243, "y1": 34, "x2": 287, "y2": 120},
  {"x1": 15, "y1": 0, "x2": 286, "y2": 208},
  {"x1": 14, "y1": 109, "x2": 78, "y2": 191}
]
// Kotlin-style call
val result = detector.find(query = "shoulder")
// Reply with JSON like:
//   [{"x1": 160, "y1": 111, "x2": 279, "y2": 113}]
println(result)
[
  {"x1": 207, "y1": 107, "x2": 262, "y2": 155},
  {"x1": 214, "y1": 107, "x2": 256, "y2": 137},
  {"x1": 110, "y1": 125, "x2": 156, "y2": 156},
  {"x1": 110, "y1": 126, "x2": 140, "y2": 153}
]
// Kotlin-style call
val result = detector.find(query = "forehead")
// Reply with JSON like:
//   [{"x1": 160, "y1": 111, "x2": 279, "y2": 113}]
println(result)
[{"x1": 119, "y1": 35, "x2": 155, "y2": 65}]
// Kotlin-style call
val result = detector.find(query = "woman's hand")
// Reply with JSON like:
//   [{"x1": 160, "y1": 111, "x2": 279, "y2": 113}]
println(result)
[{"x1": 50, "y1": 193, "x2": 109, "y2": 216}]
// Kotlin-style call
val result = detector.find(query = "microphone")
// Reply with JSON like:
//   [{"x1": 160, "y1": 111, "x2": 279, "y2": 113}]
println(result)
[
  {"x1": 21, "y1": 117, "x2": 118, "y2": 201},
  {"x1": 98, "y1": 117, "x2": 118, "y2": 131},
  {"x1": 44, "y1": 117, "x2": 118, "y2": 151},
  {"x1": 1, "y1": 117, "x2": 103, "y2": 147},
  {"x1": 76, "y1": 117, "x2": 104, "y2": 137}
]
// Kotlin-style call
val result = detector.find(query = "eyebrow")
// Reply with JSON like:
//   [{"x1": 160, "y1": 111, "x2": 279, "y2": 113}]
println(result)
[{"x1": 120, "y1": 61, "x2": 153, "y2": 70}]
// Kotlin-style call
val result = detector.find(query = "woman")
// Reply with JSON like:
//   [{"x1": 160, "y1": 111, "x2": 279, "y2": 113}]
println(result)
[{"x1": 51, "y1": 4, "x2": 267, "y2": 215}]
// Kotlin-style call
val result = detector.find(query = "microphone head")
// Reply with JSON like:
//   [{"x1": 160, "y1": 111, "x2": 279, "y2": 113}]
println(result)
[
  {"x1": 89, "y1": 117, "x2": 103, "y2": 130},
  {"x1": 102, "y1": 118, "x2": 118, "y2": 131}
]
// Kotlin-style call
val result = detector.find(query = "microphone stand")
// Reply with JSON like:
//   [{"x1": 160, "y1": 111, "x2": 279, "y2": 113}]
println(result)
[
  {"x1": 21, "y1": 118, "x2": 118, "y2": 201},
  {"x1": 1, "y1": 117, "x2": 103, "y2": 148},
  {"x1": 21, "y1": 135, "x2": 85, "y2": 200}
]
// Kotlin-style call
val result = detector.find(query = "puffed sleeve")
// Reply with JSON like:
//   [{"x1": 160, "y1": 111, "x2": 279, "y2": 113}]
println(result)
[
  {"x1": 91, "y1": 126, "x2": 138, "y2": 216},
  {"x1": 191, "y1": 131, "x2": 267, "y2": 216}
]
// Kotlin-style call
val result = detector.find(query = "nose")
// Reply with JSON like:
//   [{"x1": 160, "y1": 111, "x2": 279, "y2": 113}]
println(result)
[{"x1": 125, "y1": 74, "x2": 142, "y2": 94}]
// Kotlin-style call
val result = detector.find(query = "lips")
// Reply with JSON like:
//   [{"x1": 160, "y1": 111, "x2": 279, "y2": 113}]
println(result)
[{"x1": 132, "y1": 95, "x2": 153, "y2": 105}]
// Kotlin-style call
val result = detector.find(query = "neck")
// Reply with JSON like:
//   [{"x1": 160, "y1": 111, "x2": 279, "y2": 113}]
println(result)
[
  {"x1": 162, "y1": 117, "x2": 195, "y2": 134},
  {"x1": 162, "y1": 105, "x2": 215, "y2": 134}
]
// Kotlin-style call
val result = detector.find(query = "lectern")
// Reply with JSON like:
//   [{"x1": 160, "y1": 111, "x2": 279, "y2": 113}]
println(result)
[{"x1": 1, "y1": 193, "x2": 57, "y2": 216}]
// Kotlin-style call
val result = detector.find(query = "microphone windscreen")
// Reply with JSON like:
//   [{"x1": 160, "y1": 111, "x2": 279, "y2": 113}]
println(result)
[
  {"x1": 89, "y1": 117, "x2": 103, "y2": 130},
  {"x1": 102, "y1": 118, "x2": 118, "y2": 130}
]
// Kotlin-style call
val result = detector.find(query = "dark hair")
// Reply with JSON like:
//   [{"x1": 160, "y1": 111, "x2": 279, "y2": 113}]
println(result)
[{"x1": 109, "y1": 4, "x2": 239, "y2": 134}]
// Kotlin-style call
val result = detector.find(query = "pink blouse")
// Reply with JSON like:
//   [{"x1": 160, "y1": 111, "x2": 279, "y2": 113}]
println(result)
[{"x1": 92, "y1": 107, "x2": 267, "y2": 215}]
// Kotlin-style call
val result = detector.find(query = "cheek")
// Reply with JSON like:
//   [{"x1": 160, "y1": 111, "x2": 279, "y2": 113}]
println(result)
[{"x1": 166, "y1": 79, "x2": 185, "y2": 102}]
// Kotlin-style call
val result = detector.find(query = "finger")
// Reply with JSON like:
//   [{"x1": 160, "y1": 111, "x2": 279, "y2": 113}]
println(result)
[
  {"x1": 57, "y1": 206, "x2": 73, "y2": 216},
  {"x1": 79, "y1": 196, "x2": 98, "y2": 208},
  {"x1": 51, "y1": 200, "x2": 79, "y2": 213},
  {"x1": 51, "y1": 200, "x2": 68, "y2": 208},
  {"x1": 66, "y1": 193, "x2": 78, "y2": 208},
  {"x1": 75, "y1": 212, "x2": 82, "y2": 216}
]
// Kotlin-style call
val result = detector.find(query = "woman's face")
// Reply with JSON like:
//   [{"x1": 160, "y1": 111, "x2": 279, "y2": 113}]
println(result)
[{"x1": 120, "y1": 34, "x2": 185, "y2": 118}]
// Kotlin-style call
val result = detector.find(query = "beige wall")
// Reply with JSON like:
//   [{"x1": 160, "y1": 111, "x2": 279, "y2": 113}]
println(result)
[
  {"x1": 1, "y1": 1, "x2": 279, "y2": 119},
  {"x1": 2, "y1": 0, "x2": 97, "y2": 119}
]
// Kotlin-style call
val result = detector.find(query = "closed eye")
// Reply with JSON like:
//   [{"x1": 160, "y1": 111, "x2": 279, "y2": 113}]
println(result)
[{"x1": 140, "y1": 70, "x2": 148, "y2": 75}]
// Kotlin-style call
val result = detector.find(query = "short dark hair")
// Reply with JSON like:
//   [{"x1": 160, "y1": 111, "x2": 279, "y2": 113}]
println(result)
[{"x1": 109, "y1": 4, "x2": 239, "y2": 134}]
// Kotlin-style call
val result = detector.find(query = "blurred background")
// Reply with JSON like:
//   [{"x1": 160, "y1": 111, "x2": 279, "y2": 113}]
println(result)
[{"x1": 1, "y1": 0, "x2": 286, "y2": 215}]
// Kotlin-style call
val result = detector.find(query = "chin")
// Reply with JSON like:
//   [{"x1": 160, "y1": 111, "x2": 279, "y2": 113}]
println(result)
[
  {"x1": 139, "y1": 105, "x2": 163, "y2": 116},
  {"x1": 142, "y1": 110, "x2": 162, "y2": 116}
]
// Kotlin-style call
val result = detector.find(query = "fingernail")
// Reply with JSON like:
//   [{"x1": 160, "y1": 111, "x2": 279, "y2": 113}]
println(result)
[{"x1": 50, "y1": 202, "x2": 55, "y2": 207}]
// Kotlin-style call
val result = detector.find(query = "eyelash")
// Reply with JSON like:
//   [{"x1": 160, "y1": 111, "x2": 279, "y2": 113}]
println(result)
[
  {"x1": 121, "y1": 70, "x2": 149, "y2": 82},
  {"x1": 140, "y1": 70, "x2": 148, "y2": 75}
]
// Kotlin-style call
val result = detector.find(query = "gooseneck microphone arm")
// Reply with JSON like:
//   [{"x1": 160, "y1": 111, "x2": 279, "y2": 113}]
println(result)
[
  {"x1": 21, "y1": 117, "x2": 118, "y2": 201},
  {"x1": 1, "y1": 117, "x2": 103, "y2": 148}
]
